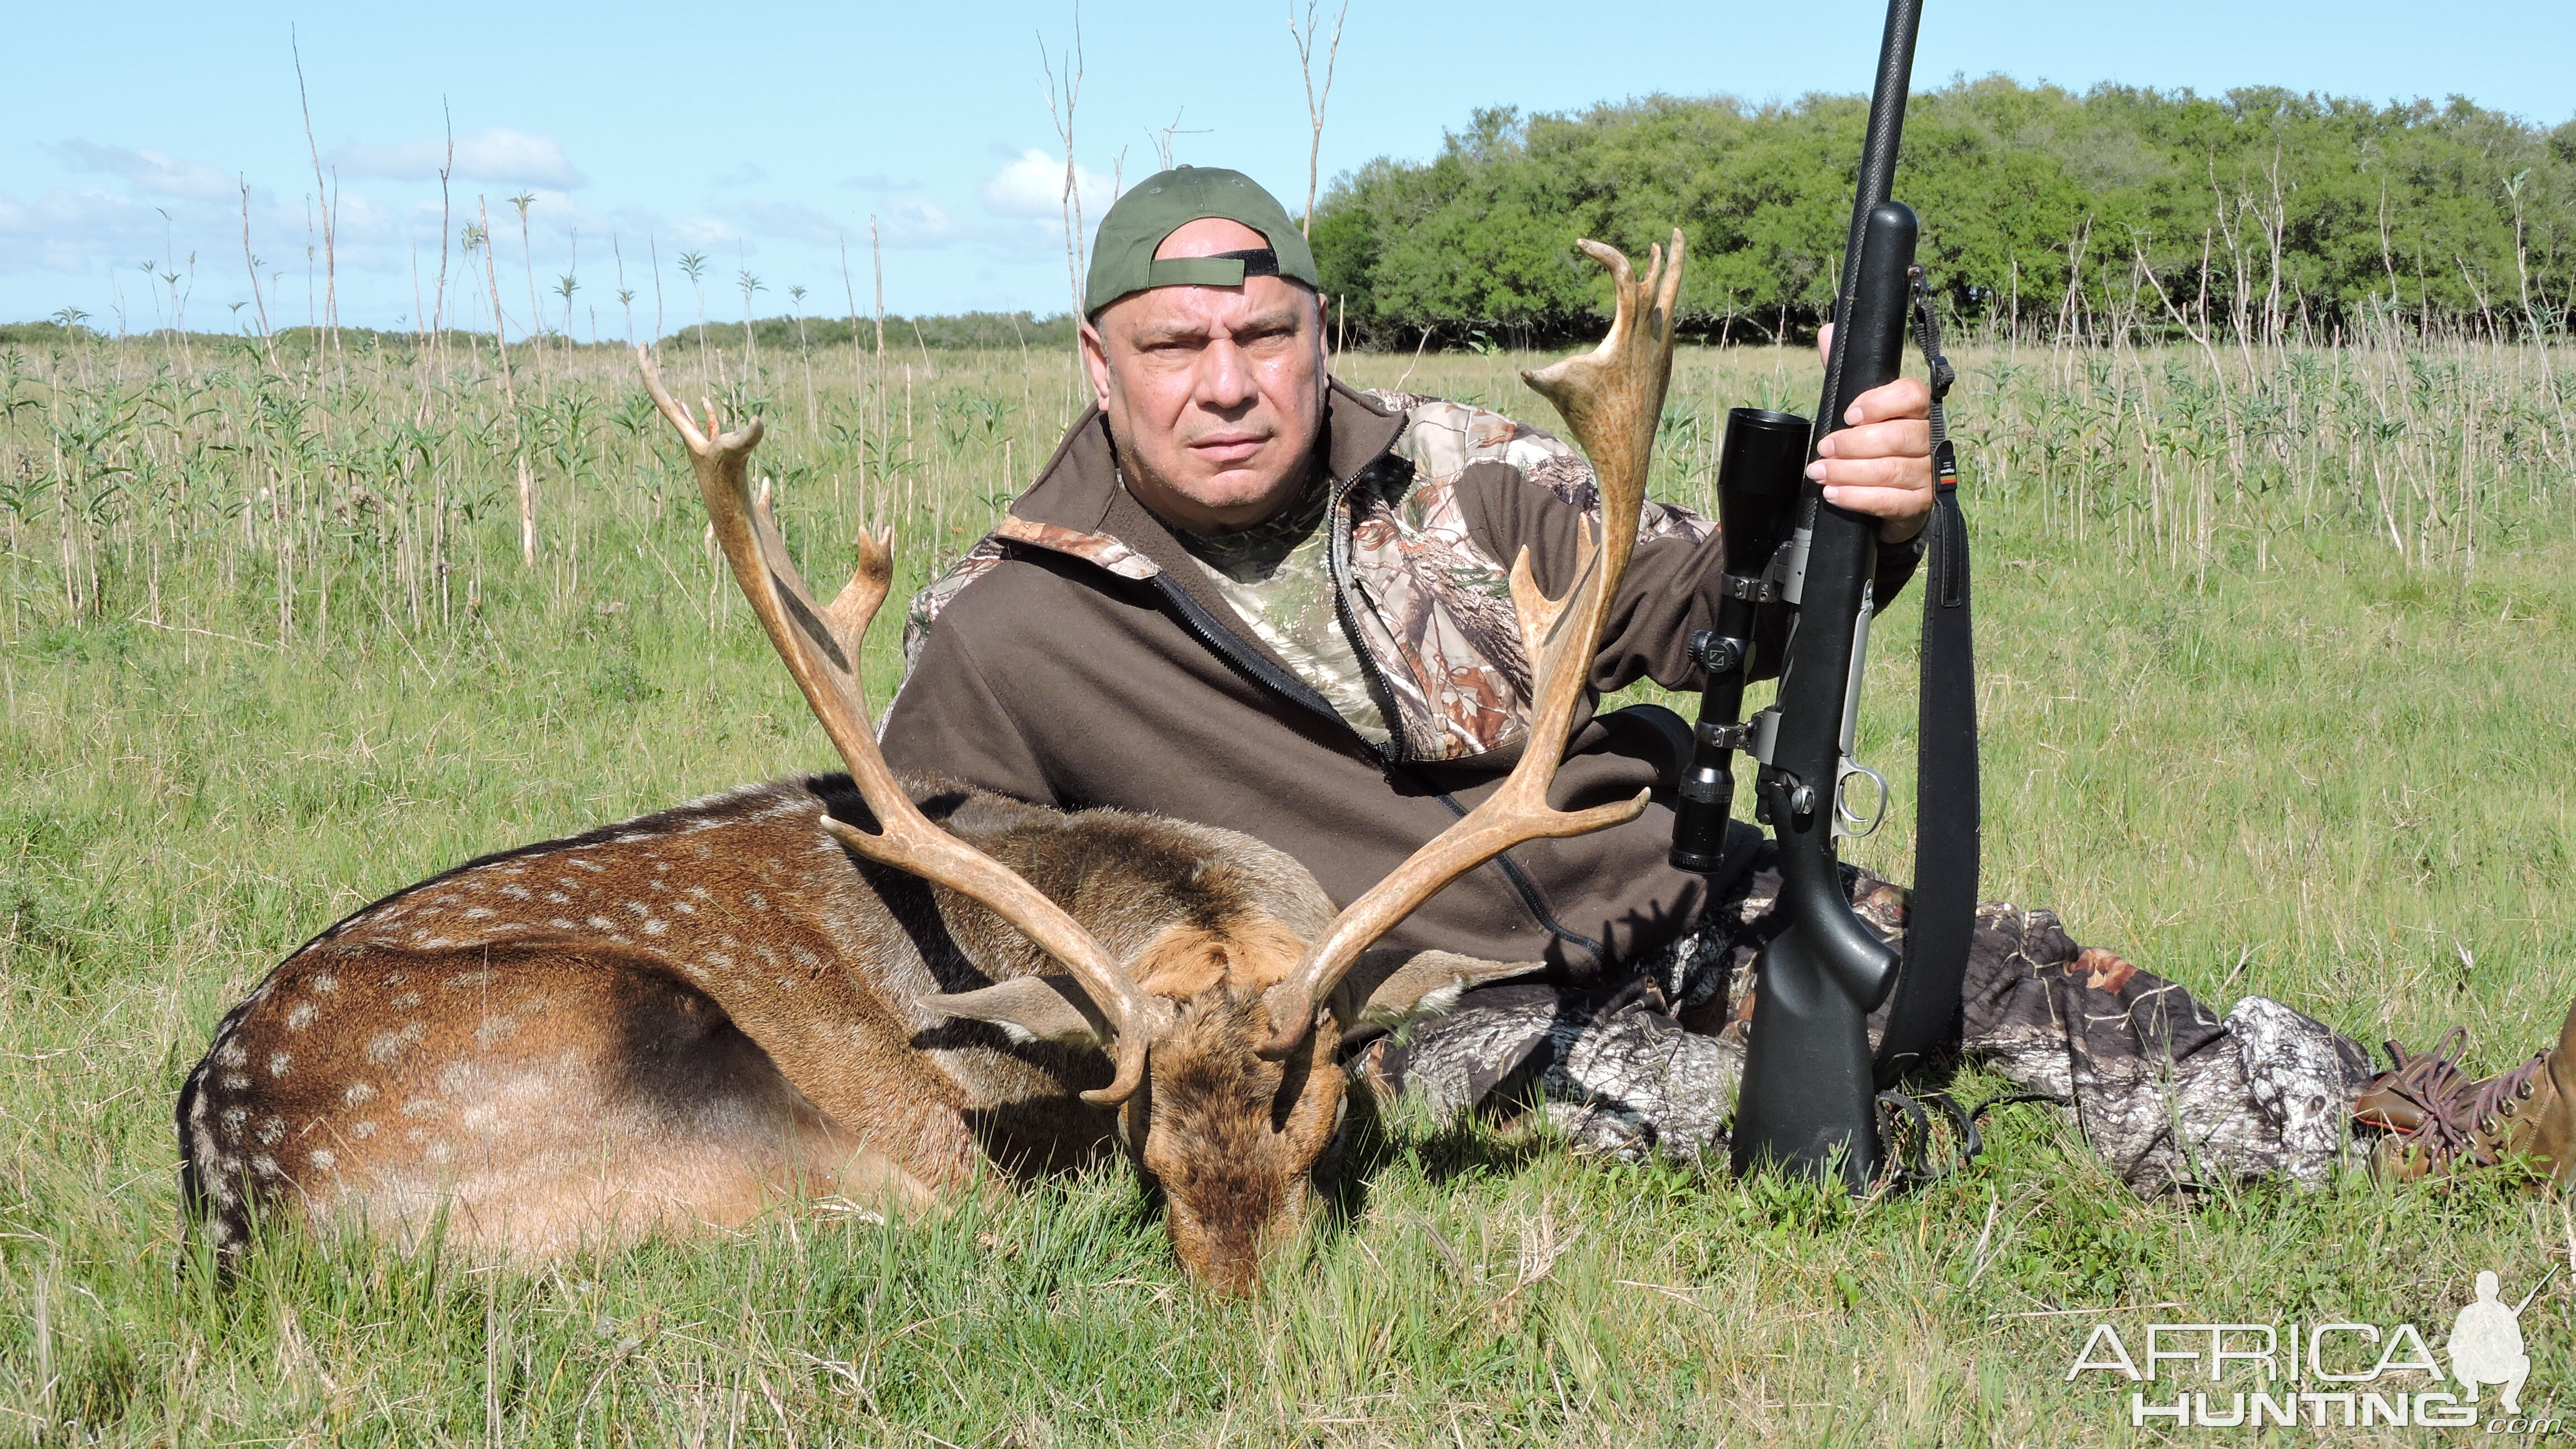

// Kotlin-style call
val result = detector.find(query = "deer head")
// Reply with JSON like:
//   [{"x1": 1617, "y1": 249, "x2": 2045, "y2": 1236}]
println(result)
[{"x1": 635, "y1": 230, "x2": 1683, "y2": 1294}]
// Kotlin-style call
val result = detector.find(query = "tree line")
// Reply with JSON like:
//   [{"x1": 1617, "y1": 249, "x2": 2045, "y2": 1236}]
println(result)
[{"x1": 1309, "y1": 78, "x2": 2576, "y2": 347}]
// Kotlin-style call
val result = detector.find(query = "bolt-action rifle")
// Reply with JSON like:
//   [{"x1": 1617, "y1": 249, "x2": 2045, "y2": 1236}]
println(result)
[{"x1": 1666, "y1": 0, "x2": 1981, "y2": 1191}]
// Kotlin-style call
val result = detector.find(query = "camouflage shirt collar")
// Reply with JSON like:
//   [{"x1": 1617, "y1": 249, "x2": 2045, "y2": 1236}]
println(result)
[{"x1": 1169, "y1": 465, "x2": 1332, "y2": 583}]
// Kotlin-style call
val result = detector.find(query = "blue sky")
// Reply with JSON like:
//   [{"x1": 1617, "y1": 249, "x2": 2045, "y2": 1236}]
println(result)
[{"x1": 6, "y1": 0, "x2": 2570, "y2": 334}]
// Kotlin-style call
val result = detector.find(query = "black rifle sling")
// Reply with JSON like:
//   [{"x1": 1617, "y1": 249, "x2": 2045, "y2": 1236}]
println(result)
[{"x1": 1872, "y1": 268, "x2": 1978, "y2": 1086}]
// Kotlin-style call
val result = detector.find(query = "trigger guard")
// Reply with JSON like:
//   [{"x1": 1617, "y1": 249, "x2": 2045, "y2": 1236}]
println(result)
[{"x1": 1833, "y1": 760, "x2": 1890, "y2": 839}]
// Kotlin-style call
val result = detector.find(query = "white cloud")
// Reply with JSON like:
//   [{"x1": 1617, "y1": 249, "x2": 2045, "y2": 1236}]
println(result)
[
  {"x1": 329, "y1": 127, "x2": 586, "y2": 188},
  {"x1": 981, "y1": 148, "x2": 1114, "y2": 219},
  {"x1": 62, "y1": 141, "x2": 237, "y2": 202},
  {"x1": 0, "y1": 188, "x2": 167, "y2": 274},
  {"x1": 728, "y1": 199, "x2": 844, "y2": 244},
  {"x1": 878, "y1": 198, "x2": 959, "y2": 246}
]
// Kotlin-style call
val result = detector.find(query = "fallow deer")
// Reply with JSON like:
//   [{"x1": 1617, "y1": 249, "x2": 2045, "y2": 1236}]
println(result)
[{"x1": 178, "y1": 235, "x2": 1685, "y2": 1294}]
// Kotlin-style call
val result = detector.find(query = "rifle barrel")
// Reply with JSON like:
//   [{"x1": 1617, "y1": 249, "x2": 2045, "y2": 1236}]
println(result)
[{"x1": 1815, "y1": 0, "x2": 1925, "y2": 465}]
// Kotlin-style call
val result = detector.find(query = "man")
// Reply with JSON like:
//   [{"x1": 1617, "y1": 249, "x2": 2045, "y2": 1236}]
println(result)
[{"x1": 881, "y1": 165, "x2": 2575, "y2": 1193}]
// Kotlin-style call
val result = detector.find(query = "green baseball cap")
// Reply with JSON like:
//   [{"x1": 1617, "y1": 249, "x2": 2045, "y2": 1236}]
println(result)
[{"x1": 1083, "y1": 166, "x2": 1320, "y2": 317}]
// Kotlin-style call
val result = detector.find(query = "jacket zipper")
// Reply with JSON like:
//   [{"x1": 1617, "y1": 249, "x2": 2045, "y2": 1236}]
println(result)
[
  {"x1": 1146, "y1": 573, "x2": 1352, "y2": 736},
  {"x1": 1326, "y1": 471, "x2": 1408, "y2": 764},
  {"x1": 1428, "y1": 790, "x2": 1609, "y2": 969},
  {"x1": 1332, "y1": 464, "x2": 1595, "y2": 964}
]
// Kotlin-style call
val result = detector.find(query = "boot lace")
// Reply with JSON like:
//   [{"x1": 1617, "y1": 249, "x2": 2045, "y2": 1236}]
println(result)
[
  {"x1": 2395, "y1": 1040, "x2": 2548, "y2": 1164},
  {"x1": 2364, "y1": 1028, "x2": 2470, "y2": 1128}
]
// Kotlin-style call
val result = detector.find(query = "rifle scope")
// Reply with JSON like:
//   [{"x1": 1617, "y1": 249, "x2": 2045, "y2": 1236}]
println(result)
[{"x1": 1667, "y1": 407, "x2": 1808, "y2": 874}]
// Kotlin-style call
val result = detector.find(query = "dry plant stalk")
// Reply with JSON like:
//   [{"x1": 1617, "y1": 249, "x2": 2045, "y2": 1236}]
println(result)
[
  {"x1": 476, "y1": 194, "x2": 536, "y2": 565},
  {"x1": 1289, "y1": 0, "x2": 1351, "y2": 238}
]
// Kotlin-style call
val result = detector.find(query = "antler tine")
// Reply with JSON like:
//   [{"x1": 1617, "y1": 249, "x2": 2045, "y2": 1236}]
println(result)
[
  {"x1": 1259, "y1": 233, "x2": 1685, "y2": 1058},
  {"x1": 636, "y1": 349, "x2": 1164, "y2": 1106}
]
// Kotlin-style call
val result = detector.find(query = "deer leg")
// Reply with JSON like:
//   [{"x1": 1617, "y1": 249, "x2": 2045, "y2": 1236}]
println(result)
[{"x1": 183, "y1": 946, "x2": 944, "y2": 1261}]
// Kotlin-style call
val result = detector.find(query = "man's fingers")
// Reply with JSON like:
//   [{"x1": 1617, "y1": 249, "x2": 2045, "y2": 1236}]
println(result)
[
  {"x1": 1810, "y1": 454, "x2": 1926, "y2": 495},
  {"x1": 1820, "y1": 481, "x2": 1925, "y2": 514},
  {"x1": 1821, "y1": 480, "x2": 1933, "y2": 543},
  {"x1": 1813, "y1": 417, "x2": 1931, "y2": 462},
  {"x1": 1843, "y1": 375, "x2": 1929, "y2": 426}
]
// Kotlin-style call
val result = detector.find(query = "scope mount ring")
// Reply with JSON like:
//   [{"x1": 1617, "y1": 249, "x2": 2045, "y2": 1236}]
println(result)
[{"x1": 1833, "y1": 757, "x2": 1890, "y2": 839}]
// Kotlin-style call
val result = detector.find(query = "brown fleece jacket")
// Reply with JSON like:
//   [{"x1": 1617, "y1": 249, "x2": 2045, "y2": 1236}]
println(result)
[{"x1": 879, "y1": 381, "x2": 1920, "y2": 979}]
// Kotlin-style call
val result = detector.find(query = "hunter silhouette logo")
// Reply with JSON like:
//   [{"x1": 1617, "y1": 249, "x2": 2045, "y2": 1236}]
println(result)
[
  {"x1": 2067, "y1": 1263, "x2": 2561, "y2": 1430},
  {"x1": 2452, "y1": 1266, "x2": 2554, "y2": 1417}
]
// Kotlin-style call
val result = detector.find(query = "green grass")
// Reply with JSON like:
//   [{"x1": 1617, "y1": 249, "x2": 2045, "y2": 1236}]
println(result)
[{"x1": 4, "y1": 334, "x2": 2575, "y2": 1443}]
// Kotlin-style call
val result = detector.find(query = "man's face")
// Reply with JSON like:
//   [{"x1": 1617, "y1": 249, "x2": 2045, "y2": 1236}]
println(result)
[{"x1": 1081, "y1": 217, "x2": 1327, "y2": 534}]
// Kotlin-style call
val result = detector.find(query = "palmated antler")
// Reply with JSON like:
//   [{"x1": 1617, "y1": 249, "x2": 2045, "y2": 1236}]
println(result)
[
  {"x1": 1260, "y1": 232, "x2": 1687, "y2": 1057},
  {"x1": 637, "y1": 350, "x2": 1166, "y2": 1106}
]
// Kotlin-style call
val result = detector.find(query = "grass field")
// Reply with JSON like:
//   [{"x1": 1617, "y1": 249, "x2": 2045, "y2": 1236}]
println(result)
[{"x1": 4, "y1": 325, "x2": 2575, "y2": 1444}]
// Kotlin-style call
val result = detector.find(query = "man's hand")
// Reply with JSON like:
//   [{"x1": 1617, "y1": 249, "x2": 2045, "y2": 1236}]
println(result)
[{"x1": 1808, "y1": 323, "x2": 1936, "y2": 544}]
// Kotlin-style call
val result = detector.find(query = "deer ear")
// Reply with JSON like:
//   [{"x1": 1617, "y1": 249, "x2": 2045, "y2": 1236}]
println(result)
[
  {"x1": 1332, "y1": 949, "x2": 1542, "y2": 1030},
  {"x1": 928, "y1": 976, "x2": 1111, "y2": 1049}
]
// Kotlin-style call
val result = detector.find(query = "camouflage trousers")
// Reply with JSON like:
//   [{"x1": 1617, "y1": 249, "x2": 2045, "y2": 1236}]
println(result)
[{"x1": 1357, "y1": 841, "x2": 2379, "y2": 1193}]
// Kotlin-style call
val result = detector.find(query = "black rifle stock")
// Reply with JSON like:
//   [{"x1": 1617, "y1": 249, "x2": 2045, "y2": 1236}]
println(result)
[{"x1": 1669, "y1": 0, "x2": 1980, "y2": 1192}]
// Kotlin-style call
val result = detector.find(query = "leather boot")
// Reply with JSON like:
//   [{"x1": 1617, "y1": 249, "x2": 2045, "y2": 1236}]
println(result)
[{"x1": 2372, "y1": 997, "x2": 2576, "y2": 1189}]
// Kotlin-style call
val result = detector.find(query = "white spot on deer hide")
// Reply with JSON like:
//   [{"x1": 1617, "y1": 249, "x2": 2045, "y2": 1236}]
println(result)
[
  {"x1": 392, "y1": 992, "x2": 422, "y2": 1008},
  {"x1": 217, "y1": 1041, "x2": 248, "y2": 1068},
  {"x1": 365, "y1": 1022, "x2": 424, "y2": 1065},
  {"x1": 351, "y1": 1121, "x2": 377, "y2": 1139},
  {"x1": 268, "y1": 1052, "x2": 292, "y2": 1077},
  {"x1": 286, "y1": 1003, "x2": 316, "y2": 1030},
  {"x1": 309, "y1": 1148, "x2": 336, "y2": 1171},
  {"x1": 310, "y1": 973, "x2": 338, "y2": 994},
  {"x1": 344, "y1": 1082, "x2": 376, "y2": 1106}
]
